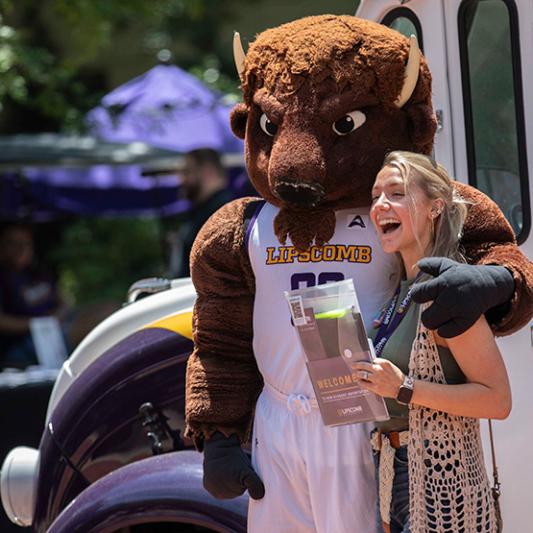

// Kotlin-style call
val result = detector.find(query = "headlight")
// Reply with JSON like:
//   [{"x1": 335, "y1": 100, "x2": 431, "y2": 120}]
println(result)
[{"x1": 1, "y1": 447, "x2": 39, "y2": 526}]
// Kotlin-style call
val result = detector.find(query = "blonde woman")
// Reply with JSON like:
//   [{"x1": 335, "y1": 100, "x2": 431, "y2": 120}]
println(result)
[{"x1": 354, "y1": 151, "x2": 511, "y2": 533}]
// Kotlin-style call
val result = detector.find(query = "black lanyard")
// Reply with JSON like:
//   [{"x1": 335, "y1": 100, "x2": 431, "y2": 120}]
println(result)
[{"x1": 373, "y1": 274, "x2": 421, "y2": 357}]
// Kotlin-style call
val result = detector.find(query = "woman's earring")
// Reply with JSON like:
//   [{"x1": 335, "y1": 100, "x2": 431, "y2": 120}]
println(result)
[{"x1": 430, "y1": 208, "x2": 440, "y2": 238}]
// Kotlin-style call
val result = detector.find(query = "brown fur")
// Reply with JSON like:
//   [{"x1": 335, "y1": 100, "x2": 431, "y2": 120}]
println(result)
[
  {"x1": 241, "y1": 16, "x2": 431, "y2": 112},
  {"x1": 186, "y1": 198, "x2": 263, "y2": 444},
  {"x1": 273, "y1": 206, "x2": 336, "y2": 251}
]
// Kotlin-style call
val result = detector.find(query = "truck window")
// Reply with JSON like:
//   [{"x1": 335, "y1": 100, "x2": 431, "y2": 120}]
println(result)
[
  {"x1": 382, "y1": 7, "x2": 424, "y2": 50},
  {"x1": 458, "y1": 0, "x2": 530, "y2": 242}
]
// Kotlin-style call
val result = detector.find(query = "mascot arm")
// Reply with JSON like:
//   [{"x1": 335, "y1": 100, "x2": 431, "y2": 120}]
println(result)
[
  {"x1": 185, "y1": 198, "x2": 263, "y2": 449},
  {"x1": 455, "y1": 182, "x2": 533, "y2": 335}
]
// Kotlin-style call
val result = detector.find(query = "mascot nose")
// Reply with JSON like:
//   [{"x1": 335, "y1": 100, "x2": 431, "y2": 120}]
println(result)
[{"x1": 274, "y1": 180, "x2": 325, "y2": 208}]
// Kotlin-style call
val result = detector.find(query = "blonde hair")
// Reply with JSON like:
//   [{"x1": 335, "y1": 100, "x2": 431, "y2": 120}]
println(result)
[{"x1": 381, "y1": 151, "x2": 469, "y2": 262}]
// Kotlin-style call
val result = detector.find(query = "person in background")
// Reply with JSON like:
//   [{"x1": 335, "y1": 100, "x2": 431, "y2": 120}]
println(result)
[
  {"x1": 167, "y1": 148, "x2": 233, "y2": 278},
  {"x1": 354, "y1": 151, "x2": 511, "y2": 533},
  {"x1": 0, "y1": 223, "x2": 65, "y2": 368}
]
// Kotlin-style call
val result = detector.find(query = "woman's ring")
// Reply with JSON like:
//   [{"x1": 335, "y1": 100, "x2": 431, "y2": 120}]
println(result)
[{"x1": 361, "y1": 370, "x2": 370, "y2": 381}]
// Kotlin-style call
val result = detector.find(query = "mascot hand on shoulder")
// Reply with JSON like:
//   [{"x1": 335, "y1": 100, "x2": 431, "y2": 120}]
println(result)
[{"x1": 185, "y1": 15, "x2": 533, "y2": 523}]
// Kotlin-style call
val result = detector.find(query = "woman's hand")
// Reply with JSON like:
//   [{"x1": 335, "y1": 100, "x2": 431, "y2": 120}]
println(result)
[{"x1": 352, "y1": 358, "x2": 405, "y2": 399}]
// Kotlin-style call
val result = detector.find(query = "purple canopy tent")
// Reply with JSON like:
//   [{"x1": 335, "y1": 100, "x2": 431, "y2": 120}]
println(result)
[
  {"x1": 0, "y1": 134, "x2": 189, "y2": 220},
  {"x1": 2, "y1": 167, "x2": 188, "y2": 219},
  {"x1": 87, "y1": 64, "x2": 243, "y2": 154}
]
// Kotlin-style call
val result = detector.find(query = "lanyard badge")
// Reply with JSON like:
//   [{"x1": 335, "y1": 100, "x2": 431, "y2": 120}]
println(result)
[{"x1": 373, "y1": 274, "x2": 422, "y2": 357}]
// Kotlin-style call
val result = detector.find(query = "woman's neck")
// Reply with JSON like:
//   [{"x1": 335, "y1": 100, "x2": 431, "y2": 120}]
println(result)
[{"x1": 400, "y1": 248, "x2": 423, "y2": 281}]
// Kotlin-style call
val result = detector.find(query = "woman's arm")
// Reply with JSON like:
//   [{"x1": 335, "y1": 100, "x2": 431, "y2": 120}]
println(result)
[
  {"x1": 353, "y1": 316, "x2": 512, "y2": 419},
  {"x1": 412, "y1": 317, "x2": 511, "y2": 418}
]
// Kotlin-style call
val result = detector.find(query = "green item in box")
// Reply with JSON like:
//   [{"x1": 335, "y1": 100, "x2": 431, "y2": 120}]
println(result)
[{"x1": 314, "y1": 308, "x2": 349, "y2": 320}]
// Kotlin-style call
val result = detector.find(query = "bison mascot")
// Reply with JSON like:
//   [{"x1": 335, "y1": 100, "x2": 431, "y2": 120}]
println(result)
[{"x1": 185, "y1": 15, "x2": 533, "y2": 533}]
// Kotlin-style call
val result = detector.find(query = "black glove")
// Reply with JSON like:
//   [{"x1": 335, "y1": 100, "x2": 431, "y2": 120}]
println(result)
[
  {"x1": 203, "y1": 431, "x2": 265, "y2": 500},
  {"x1": 411, "y1": 258, "x2": 515, "y2": 338}
]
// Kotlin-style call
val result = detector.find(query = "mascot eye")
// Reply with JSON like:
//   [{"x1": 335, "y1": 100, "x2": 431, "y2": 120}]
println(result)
[
  {"x1": 259, "y1": 113, "x2": 278, "y2": 136},
  {"x1": 332, "y1": 110, "x2": 366, "y2": 136}
]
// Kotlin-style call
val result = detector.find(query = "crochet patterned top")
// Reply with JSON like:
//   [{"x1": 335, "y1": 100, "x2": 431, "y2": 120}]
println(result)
[{"x1": 407, "y1": 311, "x2": 497, "y2": 533}]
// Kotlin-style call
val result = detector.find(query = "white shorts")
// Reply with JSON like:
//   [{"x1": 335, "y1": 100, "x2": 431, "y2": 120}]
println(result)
[{"x1": 248, "y1": 384, "x2": 378, "y2": 533}]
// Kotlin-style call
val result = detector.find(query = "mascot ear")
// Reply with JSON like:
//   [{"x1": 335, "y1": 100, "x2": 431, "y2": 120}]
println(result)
[
  {"x1": 230, "y1": 103, "x2": 249, "y2": 139},
  {"x1": 406, "y1": 104, "x2": 438, "y2": 149}
]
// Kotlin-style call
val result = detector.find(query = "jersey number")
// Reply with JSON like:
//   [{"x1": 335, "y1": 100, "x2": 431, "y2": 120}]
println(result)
[{"x1": 290, "y1": 272, "x2": 344, "y2": 290}]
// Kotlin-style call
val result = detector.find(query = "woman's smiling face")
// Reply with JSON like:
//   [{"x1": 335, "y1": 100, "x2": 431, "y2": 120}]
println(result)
[{"x1": 370, "y1": 165, "x2": 434, "y2": 261}]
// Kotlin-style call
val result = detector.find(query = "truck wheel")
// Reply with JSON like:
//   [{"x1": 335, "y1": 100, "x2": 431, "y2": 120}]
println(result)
[{"x1": 116, "y1": 524, "x2": 217, "y2": 532}]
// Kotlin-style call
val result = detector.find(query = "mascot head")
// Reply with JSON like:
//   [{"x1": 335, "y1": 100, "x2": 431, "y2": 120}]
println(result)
[{"x1": 230, "y1": 15, "x2": 437, "y2": 250}]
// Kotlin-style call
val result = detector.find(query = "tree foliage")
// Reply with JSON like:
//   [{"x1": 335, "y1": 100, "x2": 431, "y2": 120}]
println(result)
[
  {"x1": 51, "y1": 217, "x2": 164, "y2": 304},
  {"x1": 0, "y1": 0, "x2": 247, "y2": 132}
]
